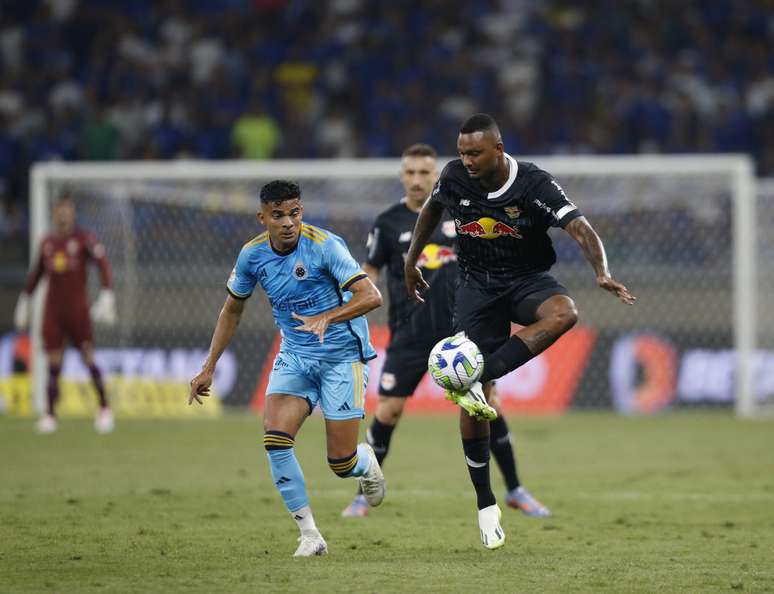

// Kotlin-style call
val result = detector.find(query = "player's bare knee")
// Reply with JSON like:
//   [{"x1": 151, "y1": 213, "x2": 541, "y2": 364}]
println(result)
[
  {"x1": 541, "y1": 298, "x2": 578, "y2": 334},
  {"x1": 376, "y1": 397, "x2": 405, "y2": 425},
  {"x1": 555, "y1": 305, "x2": 578, "y2": 332}
]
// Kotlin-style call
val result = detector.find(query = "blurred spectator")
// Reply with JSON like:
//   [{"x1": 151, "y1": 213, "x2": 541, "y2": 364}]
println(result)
[
  {"x1": 80, "y1": 102, "x2": 121, "y2": 160},
  {"x1": 0, "y1": 0, "x2": 770, "y2": 225},
  {"x1": 232, "y1": 99, "x2": 282, "y2": 159}
]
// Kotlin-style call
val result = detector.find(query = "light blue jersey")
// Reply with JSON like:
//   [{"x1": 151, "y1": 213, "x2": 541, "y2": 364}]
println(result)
[{"x1": 227, "y1": 223, "x2": 376, "y2": 364}]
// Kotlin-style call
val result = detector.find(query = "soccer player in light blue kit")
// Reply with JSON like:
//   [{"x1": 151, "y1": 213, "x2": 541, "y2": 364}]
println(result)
[{"x1": 189, "y1": 180, "x2": 386, "y2": 557}]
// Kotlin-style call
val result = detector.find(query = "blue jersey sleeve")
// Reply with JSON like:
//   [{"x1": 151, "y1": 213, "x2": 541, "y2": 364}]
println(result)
[
  {"x1": 324, "y1": 236, "x2": 367, "y2": 291},
  {"x1": 226, "y1": 246, "x2": 257, "y2": 299}
]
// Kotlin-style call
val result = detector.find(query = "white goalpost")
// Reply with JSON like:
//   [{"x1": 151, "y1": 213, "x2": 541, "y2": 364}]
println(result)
[{"x1": 27, "y1": 155, "x2": 765, "y2": 417}]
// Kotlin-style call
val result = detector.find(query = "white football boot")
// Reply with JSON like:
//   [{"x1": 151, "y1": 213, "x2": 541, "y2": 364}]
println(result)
[
  {"x1": 478, "y1": 504, "x2": 506, "y2": 549},
  {"x1": 95, "y1": 407, "x2": 114, "y2": 434},
  {"x1": 35, "y1": 414, "x2": 58, "y2": 434},
  {"x1": 293, "y1": 532, "x2": 328, "y2": 557},
  {"x1": 357, "y1": 443, "x2": 385, "y2": 507}
]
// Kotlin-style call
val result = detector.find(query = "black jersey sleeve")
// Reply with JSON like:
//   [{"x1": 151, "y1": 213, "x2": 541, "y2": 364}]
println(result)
[
  {"x1": 365, "y1": 218, "x2": 391, "y2": 269},
  {"x1": 429, "y1": 162, "x2": 457, "y2": 209},
  {"x1": 527, "y1": 175, "x2": 582, "y2": 228}
]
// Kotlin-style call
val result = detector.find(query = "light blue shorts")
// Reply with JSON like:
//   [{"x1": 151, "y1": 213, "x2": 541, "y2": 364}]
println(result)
[{"x1": 266, "y1": 350, "x2": 368, "y2": 420}]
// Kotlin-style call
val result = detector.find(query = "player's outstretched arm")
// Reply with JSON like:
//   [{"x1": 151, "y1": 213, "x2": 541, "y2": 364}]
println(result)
[
  {"x1": 404, "y1": 198, "x2": 445, "y2": 303},
  {"x1": 189, "y1": 295, "x2": 246, "y2": 405},
  {"x1": 564, "y1": 217, "x2": 636, "y2": 305},
  {"x1": 292, "y1": 277, "x2": 382, "y2": 343}
]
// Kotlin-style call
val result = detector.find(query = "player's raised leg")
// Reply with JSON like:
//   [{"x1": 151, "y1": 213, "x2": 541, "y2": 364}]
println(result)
[
  {"x1": 342, "y1": 395, "x2": 404, "y2": 517},
  {"x1": 479, "y1": 295, "x2": 578, "y2": 385},
  {"x1": 263, "y1": 392, "x2": 327, "y2": 557},
  {"x1": 326, "y1": 418, "x2": 384, "y2": 506},
  {"x1": 323, "y1": 360, "x2": 385, "y2": 507}
]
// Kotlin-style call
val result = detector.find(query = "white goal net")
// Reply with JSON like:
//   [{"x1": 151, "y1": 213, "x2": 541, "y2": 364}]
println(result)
[{"x1": 15, "y1": 155, "x2": 766, "y2": 418}]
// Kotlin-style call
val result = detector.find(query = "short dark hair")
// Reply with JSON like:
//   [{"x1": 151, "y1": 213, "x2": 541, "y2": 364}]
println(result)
[
  {"x1": 459, "y1": 113, "x2": 500, "y2": 135},
  {"x1": 260, "y1": 180, "x2": 300, "y2": 204},
  {"x1": 54, "y1": 194, "x2": 74, "y2": 207},
  {"x1": 402, "y1": 143, "x2": 437, "y2": 158}
]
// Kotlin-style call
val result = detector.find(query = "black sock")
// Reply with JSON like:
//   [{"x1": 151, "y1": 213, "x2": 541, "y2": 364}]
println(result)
[
  {"x1": 489, "y1": 416, "x2": 520, "y2": 491},
  {"x1": 357, "y1": 418, "x2": 396, "y2": 496},
  {"x1": 47, "y1": 363, "x2": 61, "y2": 417},
  {"x1": 462, "y1": 437, "x2": 496, "y2": 509},
  {"x1": 88, "y1": 364, "x2": 108, "y2": 408},
  {"x1": 368, "y1": 417, "x2": 396, "y2": 466},
  {"x1": 480, "y1": 336, "x2": 533, "y2": 383}
]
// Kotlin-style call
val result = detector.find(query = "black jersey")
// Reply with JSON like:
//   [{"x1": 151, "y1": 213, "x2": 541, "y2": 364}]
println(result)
[
  {"x1": 430, "y1": 155, "x2": 582, "y2": 288},
  {"x1": 366, "y1": 199, "x2": 457, "y2": 334}
]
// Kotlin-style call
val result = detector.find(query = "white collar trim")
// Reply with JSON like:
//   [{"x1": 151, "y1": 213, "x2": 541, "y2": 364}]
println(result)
[{"x1": 487, "y1": 153, "x2": 518, "y2": 200}]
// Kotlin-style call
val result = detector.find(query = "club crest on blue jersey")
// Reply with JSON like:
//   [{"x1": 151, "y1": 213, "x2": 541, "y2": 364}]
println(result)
[{"x1": 293, "y1": 262, "x2": 308, "y2": 280}]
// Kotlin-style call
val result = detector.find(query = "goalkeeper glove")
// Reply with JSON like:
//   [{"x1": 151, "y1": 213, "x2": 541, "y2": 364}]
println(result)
[
  {"x1": 91, "y1": 289, "x2": 117, "y2": 326},
  {"x1": 14, "y1": 294, "x2": 29, "y2": 330}
]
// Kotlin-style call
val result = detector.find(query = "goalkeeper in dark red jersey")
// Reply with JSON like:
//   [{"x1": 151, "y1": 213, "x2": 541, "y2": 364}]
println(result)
[{"x1": 14, "y1": 196, "x2": 116, "y2": 433}]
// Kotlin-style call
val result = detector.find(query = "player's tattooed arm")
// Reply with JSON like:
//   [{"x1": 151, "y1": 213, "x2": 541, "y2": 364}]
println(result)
[
  {"x1": 564, "y1": 217, "x2": 636, "y2": 305},
  {"x1": 189, "y1": 295, "x2": 246, "y2": 404},
  {"x1": 292, "y1": 277, "x2": 382, "y2": 343},
  {"x1": 404, "y1": 198, "x2": 445, "y2": 302}
]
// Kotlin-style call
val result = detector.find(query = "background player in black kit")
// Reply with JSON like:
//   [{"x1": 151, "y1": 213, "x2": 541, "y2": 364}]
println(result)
[
  {"x1": 342, "y1": 144, "x2": 550, "y2": 520},
  {"x1": 405, "y1": 114, "x2": 636, "y2": 550}
]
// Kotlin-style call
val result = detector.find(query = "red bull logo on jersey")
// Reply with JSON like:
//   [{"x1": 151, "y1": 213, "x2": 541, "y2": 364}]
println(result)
[
  {"x1": 415, "y1": 243, "x2": 457, "y2": 270},
  {"x1": 455, "y1": 217, "x2": 522, "y2": 240}
]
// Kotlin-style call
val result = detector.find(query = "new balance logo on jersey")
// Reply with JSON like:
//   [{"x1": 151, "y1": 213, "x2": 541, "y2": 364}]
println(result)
[
  {"x1": 275, "y1": 476, "x2": 291, "y2": 485},
  {"x1": 337, "y1": 402, "x2": 351, "y2": 411},
  {"x1": 459, "y1": 199, "x2": 470, "y2": 206},
  {"x1": 398, "y1": 231, "x2": 412, "y2": 242},
  {"x1": 551, "y1": 179, "x2": 568, "y2": 200}
]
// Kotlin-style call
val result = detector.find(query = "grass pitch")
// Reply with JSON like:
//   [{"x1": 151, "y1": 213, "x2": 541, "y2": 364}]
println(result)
[{"x1": 1, "y1": 412, "x2": 773, "y2": 593}]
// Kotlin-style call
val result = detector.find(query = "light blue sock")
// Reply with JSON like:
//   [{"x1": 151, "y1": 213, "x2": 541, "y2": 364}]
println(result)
[
  {"x1": 349, "y1": 443, "x2": 372, "y2": 478},
  {"x1": 264, "y1": 431, "x2": 309, "y2": 512}
]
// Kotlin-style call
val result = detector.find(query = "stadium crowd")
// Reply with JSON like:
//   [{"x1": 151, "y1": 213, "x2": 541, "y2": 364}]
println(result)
[{"x1": 0, "y1": 0, "x2": 772, "y2": 248}]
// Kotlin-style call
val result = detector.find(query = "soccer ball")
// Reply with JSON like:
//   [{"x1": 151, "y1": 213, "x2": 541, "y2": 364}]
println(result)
[{"x1": 427, "y1": 334, "x2": 484, "y2": 391}]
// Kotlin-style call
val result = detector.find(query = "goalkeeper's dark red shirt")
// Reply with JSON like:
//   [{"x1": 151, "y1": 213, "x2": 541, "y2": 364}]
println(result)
[{"x1": 25, "y1": 228, "x2": 112, "y2": 314}]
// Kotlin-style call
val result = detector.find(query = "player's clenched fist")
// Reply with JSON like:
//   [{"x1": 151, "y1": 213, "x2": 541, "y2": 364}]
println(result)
[{"x1": 189, "y1": 369, "x2": 213, "y2": 405}]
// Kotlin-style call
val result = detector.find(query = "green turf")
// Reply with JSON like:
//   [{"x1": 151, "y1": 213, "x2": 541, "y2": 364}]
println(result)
[{"x1": 1, "y1": 412, "x2": 773, "y2": 593}]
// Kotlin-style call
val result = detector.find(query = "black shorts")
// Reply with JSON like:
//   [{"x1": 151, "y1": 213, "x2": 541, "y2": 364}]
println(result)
[
  {"x1": 378, "y1": 322, "x2": 449, "y2": 397},
  {"x1": 453, "y1": 272, "x2": 569, "y2": 355},
  {"x1": 378, "y1": 270, "x2": 456, "y2": 397}
]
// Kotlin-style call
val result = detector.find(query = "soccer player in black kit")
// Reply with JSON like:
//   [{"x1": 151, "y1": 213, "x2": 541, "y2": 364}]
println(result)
[
  {"x1": 342, "y1": 144, "x2": 550, "y2": 520},
  {"x1": 405, "y1": 115, "x2": 636, "y2": 549}
]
